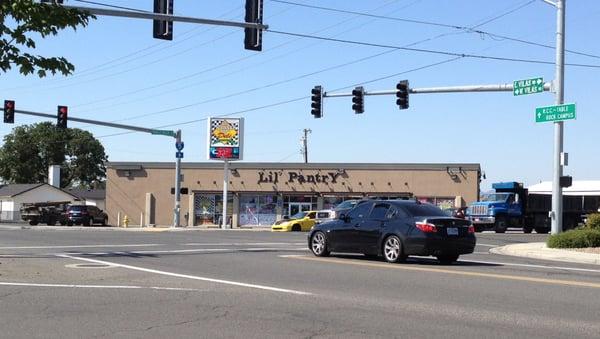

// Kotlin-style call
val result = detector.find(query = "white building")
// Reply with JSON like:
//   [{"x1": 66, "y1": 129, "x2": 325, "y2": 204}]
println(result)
[{"x1": 0, "y1": 184, "x2": 80, "y2": 222}]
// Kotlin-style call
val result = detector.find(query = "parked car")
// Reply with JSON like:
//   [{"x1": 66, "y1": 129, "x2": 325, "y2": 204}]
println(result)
[
  {"x1": 66, "y1": 205, "x2": 108, "y2": 226},
  {"x1": 272, "y1": 211, "x2": 317, "y2": 232},
  {"x1": 308, "y1": 200, "x2": 476, "y2": 264},
  {"x1": 333, "y1": 199, "x2": 366, "y2": 217}
]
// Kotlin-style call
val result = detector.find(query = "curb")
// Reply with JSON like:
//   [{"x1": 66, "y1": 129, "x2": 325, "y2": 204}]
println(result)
[{"x1": 490, "y1": 242, "x2": 600, "y2": 266}]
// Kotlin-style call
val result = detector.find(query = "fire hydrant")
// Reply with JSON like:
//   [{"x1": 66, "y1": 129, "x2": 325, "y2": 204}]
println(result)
[{"x1": 123, "y1": 215, "x2": 130, "y2": 228}]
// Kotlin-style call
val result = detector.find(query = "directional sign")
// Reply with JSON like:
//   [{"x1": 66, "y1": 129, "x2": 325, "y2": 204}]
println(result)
[
  {"x1": 175, "y1": 142, "x2": 184, "y2": 151},
  {"x1": 151, "y1": 129, "x2": 176, "y2": 137},
  {"x1": 175, "y1": 151, "x2": 184, "y2": 159},
  {"x1": 514, "y1": 77, "x2": 544, "y2": 96},
  {"x1": 536, "y1": 103, "x2": 576, "y2": 123}
]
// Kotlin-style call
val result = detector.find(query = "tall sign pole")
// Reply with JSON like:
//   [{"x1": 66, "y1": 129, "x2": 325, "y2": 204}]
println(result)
[
  {"x1": 552, "y1": 0, "x2": 566, "y2": 234},
  {"x1": 222, "y1": 159, "x2": 230, "y2": 229},
  {"x1": 207, "y1": 117, "x2": 244, "y2": 229}
]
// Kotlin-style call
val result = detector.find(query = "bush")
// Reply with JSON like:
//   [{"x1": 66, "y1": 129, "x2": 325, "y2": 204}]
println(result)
[
  {"x1": 547, "y1": 228, "x2": 600, "y2": 248},
  {"x1": 585, "y1": 213, "x2": 600, "y2": 230}
]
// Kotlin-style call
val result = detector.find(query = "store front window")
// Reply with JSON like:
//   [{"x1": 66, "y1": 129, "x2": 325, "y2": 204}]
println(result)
[
  {"x1": 194, "y1": 193, "x2": 233, "y2": 226},
  {"x1": 283, "y1": 195, "x2": 317, "y2": 217},
  {"x1": 239, "y1": 194, "x2": 279, "y2": 226}
]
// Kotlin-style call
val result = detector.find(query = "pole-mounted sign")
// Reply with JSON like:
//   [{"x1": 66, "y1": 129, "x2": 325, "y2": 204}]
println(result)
[{"x1": 207, "y1": 117, "x2": 244, "y2": 161}]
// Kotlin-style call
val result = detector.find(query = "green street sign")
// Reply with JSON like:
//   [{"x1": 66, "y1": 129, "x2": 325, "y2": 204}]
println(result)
[
  {"x1": 535, "y1": 103, "x2": 576, "y2": 123},
  {"x1": 514, "y1": 77, "x2": 544, "y2": 96},
  {"x1": 151, "y1": 129, "x2": 176, "y2": 137}
]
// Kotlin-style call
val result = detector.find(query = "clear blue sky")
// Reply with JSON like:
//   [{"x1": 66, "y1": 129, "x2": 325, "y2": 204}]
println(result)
[{"x1": 2, "y1": 0, "x2": 599, "y2": 190}]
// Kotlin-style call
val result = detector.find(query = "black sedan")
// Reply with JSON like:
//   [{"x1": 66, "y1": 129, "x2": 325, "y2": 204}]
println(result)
[{"x1": 308, "y1": 200, "x2": 476, "y2": 264}]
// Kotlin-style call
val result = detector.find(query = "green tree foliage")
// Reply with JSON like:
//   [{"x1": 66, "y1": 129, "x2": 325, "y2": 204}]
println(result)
[
  {"x1": 586, "y1": 213, "x2": 600, "y2": 230},
  {"x1": 0, "y1": 0, "x2": 95, "y2": 77},
  {"x1": 0, "y1": 122, "x2": 108, "y2": 188}
]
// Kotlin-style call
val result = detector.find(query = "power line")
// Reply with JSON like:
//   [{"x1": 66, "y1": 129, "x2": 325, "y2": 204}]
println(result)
[
  {"x1": 265, "y1": 29, "x2": 600, "y2": 69},
  {"x1": 271, "y1": 0, "x2": 600, "y2": 60},
  {"x1": 73, "y1": 0, "x2": 151, "y2": 13}
]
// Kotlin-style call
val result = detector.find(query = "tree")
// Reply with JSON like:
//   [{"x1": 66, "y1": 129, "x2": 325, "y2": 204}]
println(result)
[
  {"x1": 1, "y1": 0, "x2": 95, "y2": 77},
  {"x1": 0, "y1": 122, "x2": 108, "y2": 188}
]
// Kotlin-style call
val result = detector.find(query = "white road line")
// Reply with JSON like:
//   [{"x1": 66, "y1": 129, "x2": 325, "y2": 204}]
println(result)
[
  {"x1": 81, "y1": 247, "x2": 309, "y2": 256},
  {"x1": 182, "y1": 242, "x2": 306, "y2": 246},
  {"x1": 458, "y1": 259, "x2": 600, "y2": 274},
  {"x1": 0, "y1": 281, "x2": 205, "y2": 291},
  {"x1": 281, "y1": 255, "x2": 600, "y2": 274},
  {"x1": 0, "y1": 244, "x2": 163, "y2": 250},
  {"x1": 58, "y1": 254, "x2": 312, "y2": 296}
]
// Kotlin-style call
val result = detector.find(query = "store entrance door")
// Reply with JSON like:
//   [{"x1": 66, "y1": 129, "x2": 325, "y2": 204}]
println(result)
[{"x1": 289, "y1": 203, "x2": 312, "y2": 217}]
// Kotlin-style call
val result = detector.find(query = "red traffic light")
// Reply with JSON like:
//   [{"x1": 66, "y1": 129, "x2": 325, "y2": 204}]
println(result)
[{"x1": 57, "y1": 105, "x2": 68, "y2": 128}]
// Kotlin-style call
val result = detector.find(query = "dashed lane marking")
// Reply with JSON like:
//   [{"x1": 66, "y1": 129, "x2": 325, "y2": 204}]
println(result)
[
  {"x1": 0, "y1": 281, "x2": 206, "y2": 292},
  {"x1": 281, "y1": 255, "x2": 600, "y2": 289},
  {"x1": 59, "y1": 254, "x2": 312, "y2": 296}
]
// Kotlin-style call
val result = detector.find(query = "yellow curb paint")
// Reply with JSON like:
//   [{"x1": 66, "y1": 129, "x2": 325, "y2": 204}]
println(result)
[{"x1": 286, "y1": 255, "x2": 600, "y2": 289}]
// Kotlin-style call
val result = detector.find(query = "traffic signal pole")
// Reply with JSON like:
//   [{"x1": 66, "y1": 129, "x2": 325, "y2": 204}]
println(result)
[
  {"x1": 4, "y1": 108, "x2": 182, "y2": 228},
  {"x1": 550, "y1": 0, "x2": 566, "y2": 235},
  {"x1": 323, "y1": 82, "x2": 552, "y2": 98},
  {"x1": 61, "y1": 4, "x2": 268, "y2": 31}
]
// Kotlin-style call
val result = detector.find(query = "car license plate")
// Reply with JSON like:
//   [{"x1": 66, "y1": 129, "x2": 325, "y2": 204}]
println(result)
[{"x1": 447, "y1": 227, "x2": 458, "y2": 236}]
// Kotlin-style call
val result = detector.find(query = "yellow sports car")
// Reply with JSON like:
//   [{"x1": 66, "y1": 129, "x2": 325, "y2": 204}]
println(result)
[{"x1": 271, "y1": 211, "x2": 317, "y2": 232}]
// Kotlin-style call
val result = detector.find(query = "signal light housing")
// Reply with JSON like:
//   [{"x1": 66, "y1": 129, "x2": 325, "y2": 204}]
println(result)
[
  {"x1": 396, "y1": 80, "x2": 409, "y2": 109},
  {"x1": 4, "y1": 100, "x2": 15, "y2": 124},
  {"x1": 351, "y1": 86, "x2": 364, "y2": 114},
  {"x1": 311, "y1": 85, "x2": 323, "y2": 118},
  {"x1": 57, "y1": 105, "x2": 68, "y2": 129},
  {"x1": 153, "y1": 0, "x2": 173, "y2": 40},
  {"x1": 244, "y1": 0, "x2": 264, "y2": 51}
]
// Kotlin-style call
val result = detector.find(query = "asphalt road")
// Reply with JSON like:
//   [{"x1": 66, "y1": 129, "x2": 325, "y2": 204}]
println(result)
[{"x1": 1, "y1": 227, "x2": 599, "y2": 338}]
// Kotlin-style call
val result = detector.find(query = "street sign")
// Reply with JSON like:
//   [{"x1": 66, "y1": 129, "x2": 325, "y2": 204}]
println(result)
[
  {"x1": 151, "y1": 129, "x2": 176, "y2": 137},
  {"x1": 535, "y1": 103, "x2": 576, "y2": 123},
  {"x1": 175, "y1": 151, "x2": 184, "y2": 159},
  {"x1": 514, "y1": 77, "x2": 544, "y2": 96},
  {"x1": 175, "y1": 142, "x2": 184, "y2": 151}
]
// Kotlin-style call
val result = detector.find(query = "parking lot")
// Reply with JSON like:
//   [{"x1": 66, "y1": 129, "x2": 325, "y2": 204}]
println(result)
[{"x1": 1, "y1": 227, "x2": 599, "y2": 338}]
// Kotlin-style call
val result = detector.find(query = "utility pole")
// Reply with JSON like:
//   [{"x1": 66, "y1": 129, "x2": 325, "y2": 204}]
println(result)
[
  {"x1": 550, "y1": 0, "x2": 566, "y2": 234},
  {"x1": 301, "y1": 128, "x2": 311, "y2": 163},
  {"x1": 174, "y1": 130, "x2": 183, "y2": 228}
]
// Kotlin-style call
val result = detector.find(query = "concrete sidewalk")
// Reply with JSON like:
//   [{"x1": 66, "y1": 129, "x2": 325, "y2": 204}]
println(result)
[{"x1": 490, "y1": 242, "x2": 600, "y2": 265}]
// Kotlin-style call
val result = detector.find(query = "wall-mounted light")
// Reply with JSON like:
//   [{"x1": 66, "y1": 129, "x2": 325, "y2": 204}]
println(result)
[
  {"x1": 230, "y1": 168, "x2": 239, "y2": 176},
  {"x1": 337, "y1": 168, "x2": 346, "y2": 175},
  {"x1": 124, "y1": 170, "x2": 131, "y2": 177},
  {"x1": 446, "y1": 166, "x2": 462, "y2": 176}
]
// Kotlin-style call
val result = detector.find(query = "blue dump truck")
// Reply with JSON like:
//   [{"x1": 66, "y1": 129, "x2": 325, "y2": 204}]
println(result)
[{"x1": 467, "y1": 181, "x2": 600, "y2": 233}]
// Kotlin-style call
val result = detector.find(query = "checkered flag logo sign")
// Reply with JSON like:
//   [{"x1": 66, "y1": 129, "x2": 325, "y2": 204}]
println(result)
[{"x1": 210, "y1": 119, "x2": 240, "y2": 147}]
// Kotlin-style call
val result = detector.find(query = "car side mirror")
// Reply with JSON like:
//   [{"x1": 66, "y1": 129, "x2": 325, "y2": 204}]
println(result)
[{"x1": 339, "y1": 213, "x2": 349, "y2": 222}]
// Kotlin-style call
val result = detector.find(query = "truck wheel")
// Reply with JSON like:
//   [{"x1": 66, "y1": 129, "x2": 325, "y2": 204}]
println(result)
[
  {"x1": 494, "y1": 217, "x2": 507, "y2": 233},
  {"x1": 534, "y1": 227, "x2": 549, "y2": 234},
  {"x1": 29, "y1": 219, "x2": 39, "y2": 226},
  {"x1": 83, "y1": 218, "x2": 91, "y2": 226},
  {"x1": 46, "y1": 218, "x2": 56, "y2": 226},
  {"x1": 523, "y1": 226, "x2": 533, "y2": 234}
]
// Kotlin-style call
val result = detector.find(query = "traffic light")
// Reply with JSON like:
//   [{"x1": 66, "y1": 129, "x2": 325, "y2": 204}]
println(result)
[
  {"x1": 311, "y1": 85, "x2": 323, "y2": 118},
  {"x1": 57, "y1": 105, "x2": 68, "y2": 129},
  {"x1": 396, "y1": 80, "x2": 409, "y2": 109},
  {"x1": 352, "y1": 86, "x2": 364, "y2": 114},
  {"x1": 244, "y1": 0, "x2": 264, "y2": 51},
  {"x1": 153, "y1": 0, "x2": 173, "y2": 40},
  {"x1": 3, "y1": 100, "x2": 15, "y2": 124}
]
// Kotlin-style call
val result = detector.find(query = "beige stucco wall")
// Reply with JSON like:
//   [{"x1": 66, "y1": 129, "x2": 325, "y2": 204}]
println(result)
[{"x1": 107, "y1": 163, "x2": 480, "y2": 227}]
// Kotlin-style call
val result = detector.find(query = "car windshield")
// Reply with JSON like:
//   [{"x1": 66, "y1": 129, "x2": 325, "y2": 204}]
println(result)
[
  {"x1": 68, "y1": 206, "x2": 86, "y2": 211},
  {"x1": 290, "y1": 212, "x2": 307, "y2": 219},
  {"x1": 403, "y1": 203, "x2": 448, "y2": 217},
  {"x1": 481, "y1": 193, "x2": 511, "y2": 202}
]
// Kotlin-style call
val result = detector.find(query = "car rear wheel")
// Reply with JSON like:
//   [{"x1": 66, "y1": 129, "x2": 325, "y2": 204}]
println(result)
[
  {"x1": 382, "y1": 235, "x2": 406, "y2": 263},
  {"x1": 310, "y1": 231, "x2": 330, "y2": 257},
  {"x1": 523, "y1": 226, "x2": 533, "y2": 233},
  {"x1": 291, "y1": 224, "x2": 301, "y2": 232},
  {"x1": 83, "y1": 218, "x2": 91, "y2": 226},
  {"x1": 437, "y1": 254, "x2": 459, "y2": 265}
]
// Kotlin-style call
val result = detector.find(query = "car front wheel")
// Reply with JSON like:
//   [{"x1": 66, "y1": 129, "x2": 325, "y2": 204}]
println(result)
[
  {"x1": 382, "y1": 235, "x2": 406, "y2": 263},
  {"x1": 310, "y1": 231, "x2": 330, "y2": 257}
]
